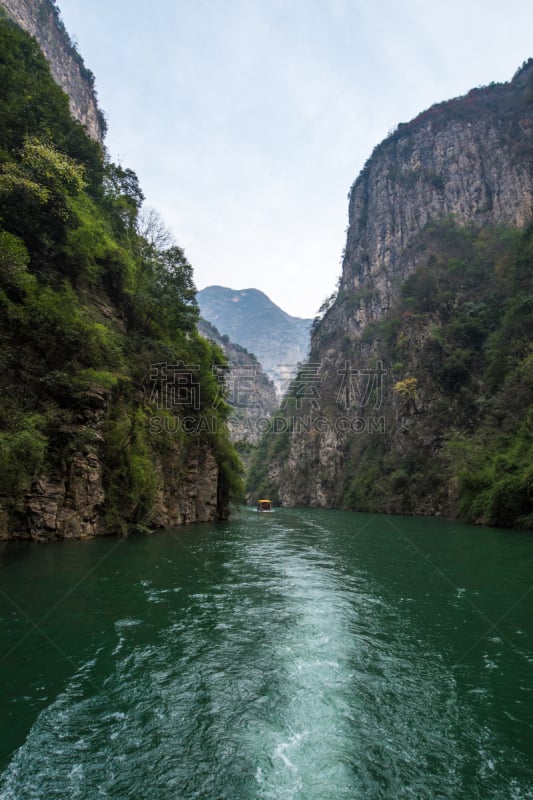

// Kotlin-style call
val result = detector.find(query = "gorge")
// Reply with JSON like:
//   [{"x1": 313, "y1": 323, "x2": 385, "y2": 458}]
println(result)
[
  {"x1": 1, "y1": 5, "x2": 532, "y2": 796},
  {"x1": 248, "y1": 62, "x2": 533, "y2": 530},
  {"x1": 0, "y1": 0, "x2": 531, "y2": 536}
]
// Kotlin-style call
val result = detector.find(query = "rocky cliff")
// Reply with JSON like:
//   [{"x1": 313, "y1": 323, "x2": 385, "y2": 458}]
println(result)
[
  {"x1": 248, "y1": 61, "x2": 533, "y2": 528},
  {"x1": 0, "y1": 18, "x2": 241, "y2": 541},
  {"x1": 321, "y1": 61, "x2": 533, "y2": 339},
  {"x1": 0, "y1": 0, "x2": 104, "y2": 142},
  {"x1": 198, "y1": 318, "x2": 277, "y2": 445},
  {"x1": 0, "y1": 386, "x2": 223, "y2": 542}
]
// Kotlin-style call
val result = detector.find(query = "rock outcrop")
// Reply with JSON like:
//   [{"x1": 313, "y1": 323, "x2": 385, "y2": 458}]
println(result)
[
  {"x1": 198, "y1": 318, "x2": 277, "y2": 445},
  {"x1": 1, "y1": 384, "x2": 108, "y2": 541},
  {"x1": 0, "y1": 385, "x2": 224, "y2": 541},
  {"x1": 322, "y1": 62, "x2": 533, "y2": 339},
  {"x1": 248, "y1": 61, "x2": 533, "y2": 520},
  {"x1": 0, "y1": 0, "x2": 105, "y2": 142},
  {"x1": 151, "y1": 440, "x2": 220, "y2": 529}
]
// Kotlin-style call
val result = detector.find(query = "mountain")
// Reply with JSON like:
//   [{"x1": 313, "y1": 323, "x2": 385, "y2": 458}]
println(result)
[
  {"x1": 0, "y1": 17, "x2": 241, "y2": 540},
  {"x1": 248, "y1": 61, "x2": 533, "y2": 529},
  {"x1": 0, "y1": 0, "x2": 105, "y2": 141},
  {"x1": 197, "y1": 318, "x2": 277, "y2": 445},
  {"x1": 197, "y1": 286, "x2": 312, "y2": 396}
]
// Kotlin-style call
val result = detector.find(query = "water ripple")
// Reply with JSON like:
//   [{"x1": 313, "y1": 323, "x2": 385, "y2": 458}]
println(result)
[{"x1": 1, "y1": 511, "x2": 533, "y2": 799}]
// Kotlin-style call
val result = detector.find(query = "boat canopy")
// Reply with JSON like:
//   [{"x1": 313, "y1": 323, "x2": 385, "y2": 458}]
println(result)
[{"x1": 257, "y1": 498, "x2": 272, "y2": 511}]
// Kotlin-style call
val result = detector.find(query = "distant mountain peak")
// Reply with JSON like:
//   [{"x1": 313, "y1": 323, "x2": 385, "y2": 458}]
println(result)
[{"x1": 197, "y1": 286, "x2": 312, "y2": 396}]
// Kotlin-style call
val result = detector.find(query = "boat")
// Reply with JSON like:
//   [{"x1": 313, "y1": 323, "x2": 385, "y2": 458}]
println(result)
[{"x1": 256, "y1": 499, "x2": 273, "y2": 512}]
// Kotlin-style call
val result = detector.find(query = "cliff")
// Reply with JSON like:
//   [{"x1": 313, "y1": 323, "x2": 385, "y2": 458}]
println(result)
[
  {"x1": 198, "y1": 318, "x2": 277, "y2": 445},
  {"x1": 248, "y1": 61, "x2": 533, "y2": 529},
  {"x1": 0, "y1": 0, "x2": 105, "y2": 142},
  {"x1": 321, "y1": 61, "x2": 533, "y2": 338},
  {"x1": 1, "y1": 384, "x2": 225, "y2": 542},
  {"x1": 0, "y1": 19, "x2": 242, "y2": 541}
]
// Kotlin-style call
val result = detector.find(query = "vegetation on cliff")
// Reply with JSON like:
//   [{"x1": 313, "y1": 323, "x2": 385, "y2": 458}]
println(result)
[
  {"x1": 247, "y1": 58, "x2": 533, "y2": 531},
  {"x1": 247, "y1": 220, "x2": 532, "y2": 530},
  {"x1": 0, "y1": 0, "x2": 106, "y2": 140},
  {"x1": 342, "y1": 221, "x2": 533, "y2": 529},
  {"x1": 0, "y1": 19, "x2": 242, "y2": 536}
]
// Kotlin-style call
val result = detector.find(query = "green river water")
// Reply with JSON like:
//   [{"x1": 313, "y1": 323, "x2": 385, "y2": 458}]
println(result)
[{"x1": 0, "y1": 508, "x2": 532, "y2": 799}]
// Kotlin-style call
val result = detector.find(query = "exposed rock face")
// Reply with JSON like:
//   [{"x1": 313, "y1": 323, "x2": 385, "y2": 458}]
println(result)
[
  {"x1": 2, "y1": 385, "x2": 109, "y2": 541},
  {"x1": 152, "y1": 440, "x2": 220, "y2": 528},
  {"x1": 255, "y1": 61, "x2": 533, "y2": 512},
  {"x1": 0, "y1": 0, "x2": 104, "y2": 142},
  {"x1": 22, "y1": 453, "x2": 106, "y2": 541},
  {"x1": 0, "y1": 385, "x2": 224, "y2": 542},
  {"x1": 198, "y1": 318, "x2": 277, "y2": 445},
  {"x1": 322, "y1": 65, "x2": 533, "y2": 338}
]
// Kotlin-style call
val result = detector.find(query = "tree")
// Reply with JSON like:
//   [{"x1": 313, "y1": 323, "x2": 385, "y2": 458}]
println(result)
[
  {"x1": 102, "y1": 161, "x2": 144, "y2": 236},
  {"x1": 137, "y1": 207, "x2": 172, "y2": 250},
  {"x1": 393, "y1": 377, "x2": 418, "y2": 412},
  {"x1": 0, "y1": 137, "x2": 85, "y2": 264}
]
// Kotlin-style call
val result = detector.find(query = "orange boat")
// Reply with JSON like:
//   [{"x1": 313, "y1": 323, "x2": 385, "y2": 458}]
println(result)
[{"x1": 256, "y1": 499, "x2": 273, "y2": 512}]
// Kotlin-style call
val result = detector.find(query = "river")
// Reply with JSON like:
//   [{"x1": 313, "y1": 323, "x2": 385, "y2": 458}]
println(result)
[{"x1": 0, "y1": 508, "x2": 532, "y2": 799}]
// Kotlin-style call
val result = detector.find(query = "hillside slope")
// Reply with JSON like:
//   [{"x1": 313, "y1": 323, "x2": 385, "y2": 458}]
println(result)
[{"x1": 198, "y1": 318, "x2": 277, "y2": 445}]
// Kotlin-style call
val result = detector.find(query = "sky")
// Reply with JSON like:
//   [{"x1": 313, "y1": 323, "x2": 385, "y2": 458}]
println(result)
[{"x1": 57, "y1": 0, "x2": 533, "y2": 318}]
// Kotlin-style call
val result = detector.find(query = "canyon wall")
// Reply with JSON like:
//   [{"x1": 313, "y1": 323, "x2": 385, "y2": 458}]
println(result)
[
  {"x1": 0, "y1": 0, "x2": 104, "y2": 141},
  {"x1": 249, "y1": 61, "x2": 533, "y2": 524}
]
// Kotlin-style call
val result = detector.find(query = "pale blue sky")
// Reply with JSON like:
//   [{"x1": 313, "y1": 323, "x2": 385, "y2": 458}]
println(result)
[{"x1": 58, "y1": 0, "x2": 533, "y2": 317}]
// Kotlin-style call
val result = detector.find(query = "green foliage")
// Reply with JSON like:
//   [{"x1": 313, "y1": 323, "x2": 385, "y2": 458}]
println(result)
[
  {"x1": 213, "y1": 429, "x2": 245, "y2": 509},
  {"x1": 103, "y1": 403, "x2": 159, "y2": 531},
  {"x1": 376, "y1": 222, "x2": 533, "y2": 527},
  {"x1": 252, "y1": 220, "x2": 532, "y2": 529},
  {"x1": 102, "y1": 162, "x2": 144, "y2": 237},
  {"x1": 62, "y1": 193, "x2": 120, "y2": 283},
  {"x1": 0, "y1": 414, "x2": 47, "y2": 495},
  {"x1": 486, "y1": 295, "x2": 533, "y2": 387},
  {"x1": 0, "y1": 20, "x2": 242, "y2": 532},
  {"x1": 246, "y1": 410, "x2": 291, "y2": 501},
  {"x1": 400, "y1": 267, "x2": 441, "y2": 312},
  {"x1": 448, "y1": 411, "x2": 533, "y2": 529},
  {"x1": 0, "y1": 137, "x2": 86, "y2": 266},
  {"x1": 0, "y1": 20, "x2": 103, "y2": 187},
  {"x1": 129, "y1": 241, "x2": 199, "y2": 338},
  {"x1": 76, "y1": 368, "x2": 123, "y2": 391},
  {"x1": 0, "y1": 229, "x2": 31, "y2": 299}
]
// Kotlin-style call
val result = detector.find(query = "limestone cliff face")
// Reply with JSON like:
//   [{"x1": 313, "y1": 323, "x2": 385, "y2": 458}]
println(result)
[
  {"x1": 321, "y1": 62, "x2": 533, "y2": 339},
  {"x1": 0, "y1": 386, "x2": 222, "y2": 542},
  {"x1": 151, "y1": 440, "x2": 221, "y2": 530},
  {"x1": 3, "y1": 386, "x2": 109, "y2": 541},
  {"x1": 250, "y1": 61, "x2": 533, "y2": 513},
  {"x1": 0, "y1": 0, "x2": 104, "y2": 142}
]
